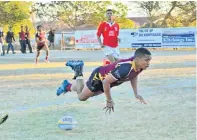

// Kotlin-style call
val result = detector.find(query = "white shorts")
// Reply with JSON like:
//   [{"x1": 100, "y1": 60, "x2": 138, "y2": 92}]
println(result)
[{"x1": 102, "y1": 46, "x2": 120, "y2": 59}]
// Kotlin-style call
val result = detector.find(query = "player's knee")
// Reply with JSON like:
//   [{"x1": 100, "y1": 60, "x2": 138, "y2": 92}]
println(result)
[{"x1": 78, "y1": 96, "x2": 88, "y2": 101}]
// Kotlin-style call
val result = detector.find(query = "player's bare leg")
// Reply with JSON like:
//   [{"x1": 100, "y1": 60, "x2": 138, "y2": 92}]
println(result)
[
  {"x1": 43, "y1": 46, "x2": 50, "y2": 63},
  {"x1": 56, "y1": 60, "x2": 94, "y2": 101},
  {"x1": 35, "y1": 50, "x2": 40, "y2": 64}
]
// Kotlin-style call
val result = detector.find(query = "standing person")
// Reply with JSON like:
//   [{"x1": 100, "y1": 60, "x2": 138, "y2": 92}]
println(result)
[
  {"x1": 25, "y1": 25, "x2": 33, "y2": 53},
  {"x1": 97, "y1": 9, "x2": 120, "y2": 64},
  {"x1": 35, "y1": 25, "x2": 50, "y2": 64},
  {"x1": 57, "y1": 48, "x2": 152, "y2": 113},
  {"x1": 6, "y1": 26, "x2": 16, "y2": 54},
  {"x1": 19, "y1": 25, "x2": 26, "y2": 53},
  {"x1": 47, "y1": 28, "x2": 55, "y2": 49},
  {"x1": 0, "y1": 27, "x2": 5, "y2": 56}
]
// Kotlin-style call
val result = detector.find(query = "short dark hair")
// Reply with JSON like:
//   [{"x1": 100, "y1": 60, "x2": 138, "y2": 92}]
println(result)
[
  {"x1": 106, "y1": 9, "x2": 113, "y2": 12},
  {"x1": 37, "y1": 25, "x2": 42, "y2": 29},
  {"x1": 134, "y1": 48, "x2": 151, "y2": 58}
]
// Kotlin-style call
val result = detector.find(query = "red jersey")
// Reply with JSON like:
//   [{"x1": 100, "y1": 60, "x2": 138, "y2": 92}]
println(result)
[
  {"x1": 97, "y1": 22, "x2": 119, "y2": 48},
  {"x1": 19, "y1": 31, "x2": 26, "y2": 40}
]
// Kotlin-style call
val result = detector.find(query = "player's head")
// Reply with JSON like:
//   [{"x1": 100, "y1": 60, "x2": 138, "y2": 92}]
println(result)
[
  {"x1": 37, "y1": 25, "x2": 42, "y2": 31},
  {"x1": 106, "y1": 9, "x2": 113, "y2": 21},
  {"x1": 21, "y1": 25, "x2": 24, "y2": 31},
  {"x1": 8, "y1": 26, "x2": 12, "y2": 31},
  {"x1": 25, "y1": 25, "x2": 28, "y2": 31},
  {"x1": 134, "y1": 48, "x2": 152, "y2": 70}
]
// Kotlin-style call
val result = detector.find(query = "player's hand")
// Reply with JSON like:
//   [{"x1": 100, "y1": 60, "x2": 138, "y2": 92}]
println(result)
[
  {"x1": 118, "y1": 38, "x2": 121, "y2": 43},
  {"x1": 135, "y1": 95, "x2": 147, "y2": 104},
  {"x1": 103, "y1": 100, "x2": 114, "y2": 114}
]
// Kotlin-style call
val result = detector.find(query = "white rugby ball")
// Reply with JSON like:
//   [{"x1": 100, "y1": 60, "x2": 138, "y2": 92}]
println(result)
[{"x1": 58, "y1": 116, "x2": 77, "y2": 130}]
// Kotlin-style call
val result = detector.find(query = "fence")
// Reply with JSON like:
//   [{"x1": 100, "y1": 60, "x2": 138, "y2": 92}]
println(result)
[{"x1": 26, "y1": 27, "x2": 196, "y2": 50}]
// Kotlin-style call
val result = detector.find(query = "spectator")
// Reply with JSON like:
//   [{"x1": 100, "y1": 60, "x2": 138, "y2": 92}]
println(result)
[
  {"x1": 19, "y1": 25, "x2": 26, "y2": 53},
  {"x1": 6, "y1": 26, "x2": 16, "y2": 54},
  {"x1": 0, "y1": 27, "x2": 5, "y2": 56},
  {"x1": 47, "y1": 28, "x2": 55, "y2": 49},
  {"x1": 25, "y1": 25, "x2": 33, "y2": 53}
]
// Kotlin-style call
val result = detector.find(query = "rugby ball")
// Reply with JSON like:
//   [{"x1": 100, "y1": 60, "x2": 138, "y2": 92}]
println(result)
[{"x1": 58, "y1": 116, "x2": 77, "y2": 130}]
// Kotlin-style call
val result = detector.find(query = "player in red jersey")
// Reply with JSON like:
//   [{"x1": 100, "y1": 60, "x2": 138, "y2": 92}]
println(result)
[
  {"x1": 57, "y1": 48, "x2": 152, "y2": 114},
  {"x1": 35, "y1": 25, "x2": 50, "y2": 64},
  {"x1": 97, "y1": 9, "x2": 120, "y2": 64}
]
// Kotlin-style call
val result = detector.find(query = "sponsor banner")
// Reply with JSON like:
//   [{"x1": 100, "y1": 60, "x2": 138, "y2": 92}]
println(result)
[
  {"x1": 162, "y1": 28, "x2": 196, "y2": 47},
  {"x1": 74, "y1": 28, "x2": 196, "y2": 49},
  {"x1": 128, "y1": 28, "x2": 162, "y2": 48},
  {"x1": 75, "y1": 30, "x2": 100, "y2": 49}
]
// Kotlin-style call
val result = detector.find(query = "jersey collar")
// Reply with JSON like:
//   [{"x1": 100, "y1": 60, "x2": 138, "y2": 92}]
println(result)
[
  {"x1": 131, "y1": 60, "x2": 137, "y2": 72},
  {"x1": 106, "y1": 21, "x2": 115, "y2": 27}
]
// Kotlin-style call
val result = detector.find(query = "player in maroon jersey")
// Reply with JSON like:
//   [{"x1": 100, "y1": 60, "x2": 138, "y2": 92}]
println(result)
[
  {"x1": 57, "y1": 48, "x2": 152, "y2": 114},
  {"x1": 35, "y1": 25, "x2": 50, "y2": 64},
  {"x1": 97, "y1": 9, "x2": 120, "y2": 64}
]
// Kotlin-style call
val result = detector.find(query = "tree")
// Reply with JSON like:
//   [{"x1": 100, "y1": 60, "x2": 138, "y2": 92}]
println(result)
[
  {"x1": 134, "y1": 1, "x2": 161, "y2": 28},
  {"x1": 116, "y1": 18, "x2": 136, "y2": 29},
  {"x1": 0, "y1": 2, "x2": 35, "y2": 37},
  {"x1": 175, "y1": 1, "x2": 196, "y2": 26},
  {"x1": 133, "y1": 1, "x2": 196, "y2": 28},
  {"x1": 157, "y1": 1, "x2": 196, "y2": 27},
  {"x1": 0, "y1": 2, "x2": 31, "y2": 26},
  {"x1": 33, "y1": 1, "x2": 134, "y2": 30}
]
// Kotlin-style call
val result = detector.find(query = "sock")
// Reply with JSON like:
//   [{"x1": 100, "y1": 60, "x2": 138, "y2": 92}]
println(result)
[
  {"x1": 46, "y1": 56, "x2": 48, "y2": 61},
  {"x1": 76, "y1": 76, "x2": 83, "y2": 79},
  {"x1": 35, "y1": 58, "x2": 38, "y2": 64},
  {"x1": 66, "y1": 84, "x2": 72, "y2": 91}
]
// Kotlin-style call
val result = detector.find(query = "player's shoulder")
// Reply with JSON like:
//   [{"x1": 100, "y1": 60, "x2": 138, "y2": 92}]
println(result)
[
  {"x1": 114, "y1": 22, "x2": 119, "y2": 26},
  {"x1": 111, "y1": 60, "x2": 132, "y2": 79},
  {"x1": 116, "y1": 60, "x2": 132, "y2": 71},
  {"x1": 116, "y1": 57, "x2": 135, "y2": 69},
  {"x1": 99, "y1": 21, "x2": 107, "y2": 26}
]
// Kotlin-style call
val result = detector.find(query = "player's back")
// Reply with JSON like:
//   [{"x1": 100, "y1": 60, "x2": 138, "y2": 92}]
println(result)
[{"x1": 99, "y1": 57, "x2": 133, "y2": 77}]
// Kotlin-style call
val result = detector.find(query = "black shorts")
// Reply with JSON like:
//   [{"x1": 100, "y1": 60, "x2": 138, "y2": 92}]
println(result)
[
  {"x1": 86, "y1": 67, "x2": 104, "y2": 93},
  {"x1": 37, "y1": 45, "x2": 45, "y2": 51}
]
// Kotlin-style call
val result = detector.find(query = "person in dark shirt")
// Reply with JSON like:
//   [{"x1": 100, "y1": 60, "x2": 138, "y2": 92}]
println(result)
[
  {"x1": 47, "y1": 28, "x2": 55, "y2": 49},
  {"x1": 56, "y1": 48, "x2": 152, "y2": 113},
  {"x1": 6, "y1": 26, "x2": 16, "y2": 54}
]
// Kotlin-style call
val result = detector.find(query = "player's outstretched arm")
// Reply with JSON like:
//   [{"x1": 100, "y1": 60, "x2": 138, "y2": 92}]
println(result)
[
  {"x1": 102, "y1": 74, "x2": 117, "y2": 114},
  {"x1": 130, "y1": 76, "x2": 147, "y2": 104}
]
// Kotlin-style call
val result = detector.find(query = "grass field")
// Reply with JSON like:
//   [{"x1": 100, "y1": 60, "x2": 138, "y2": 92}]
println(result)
[{"x1": 0, "y1": 50, "x2": 196, "y2": 140}]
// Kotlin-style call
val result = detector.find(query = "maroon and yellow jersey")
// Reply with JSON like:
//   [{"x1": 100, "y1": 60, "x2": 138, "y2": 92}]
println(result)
[
  {"x1": 35, "y1": 32, "x2": 46, "y2": 46},
  {"x1": 99, "y1": 57, "x2": 142, "y2": 87},
  {"x1": 86, "y1": 57, "x2": 143, "y2": 93}
]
